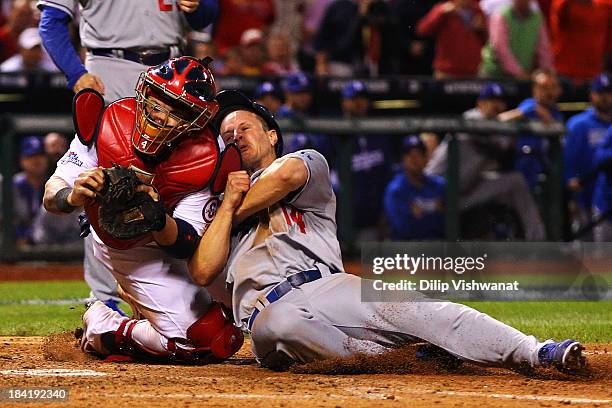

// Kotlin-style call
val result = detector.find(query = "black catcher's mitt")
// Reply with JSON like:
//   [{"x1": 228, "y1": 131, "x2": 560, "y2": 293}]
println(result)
[{"x1": 98, "y1": 165, "x2": 166, "y2": 240}]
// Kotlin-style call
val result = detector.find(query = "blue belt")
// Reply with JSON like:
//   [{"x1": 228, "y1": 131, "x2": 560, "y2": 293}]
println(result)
[
  {"x1": 246, "y1": 266, "x2": 341, "y2": 331},
  {"x1": 88, "y1": 47, "x2": 179, "y2": 66}
]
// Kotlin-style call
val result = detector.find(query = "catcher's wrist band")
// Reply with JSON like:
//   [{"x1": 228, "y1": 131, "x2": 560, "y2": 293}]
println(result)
[
  {"x1": 159, "y1": 217, "x2": 200, "y2": 259},
  {"x1": 55, "y1": 187, "x2": 78, "y2": 213}
]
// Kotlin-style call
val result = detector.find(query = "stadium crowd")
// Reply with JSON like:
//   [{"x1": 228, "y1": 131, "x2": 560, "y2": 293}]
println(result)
[{"x1": 0, "y1": 0, "x2": 611, "y2": 244}]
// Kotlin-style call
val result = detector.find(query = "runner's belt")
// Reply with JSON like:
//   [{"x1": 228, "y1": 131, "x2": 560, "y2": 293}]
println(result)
[{"x1": 246, "y1": 265, "x2": 342, "y2": 331}]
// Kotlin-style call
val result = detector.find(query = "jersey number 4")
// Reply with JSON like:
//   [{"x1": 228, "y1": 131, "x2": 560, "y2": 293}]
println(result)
[
  {"x1": 158, "y1": 0, "x2": 173, "y2": 11},
  {"x1": 281, "y1": 205, "x2": 306, "y2": 234}
]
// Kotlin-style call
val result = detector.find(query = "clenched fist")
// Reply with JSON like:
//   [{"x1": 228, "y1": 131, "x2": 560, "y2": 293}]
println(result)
[{"x1": 221, "y1": 170, "x2": 250, "y2": 211}]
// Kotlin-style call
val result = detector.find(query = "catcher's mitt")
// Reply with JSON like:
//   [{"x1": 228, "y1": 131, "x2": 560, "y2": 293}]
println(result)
[{"x1": 98, "y1": 165, "x2": 166, "y2": 240}]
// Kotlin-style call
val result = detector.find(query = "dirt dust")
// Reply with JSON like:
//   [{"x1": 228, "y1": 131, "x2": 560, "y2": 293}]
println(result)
[{"x1": 1, "y1": 336, "x2": 610, "y2": 408}]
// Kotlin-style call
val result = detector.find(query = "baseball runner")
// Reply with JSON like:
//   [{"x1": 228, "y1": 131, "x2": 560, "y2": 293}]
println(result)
[
  {"x1": 42, "y1": 57, "x2": 243, "y2": 362},
  {"x1": 37, "y1": 0, "x2": 219, "y2": 312},
  {"x1": 189, "y1": 90, "x2": 586, "y2": 372}
]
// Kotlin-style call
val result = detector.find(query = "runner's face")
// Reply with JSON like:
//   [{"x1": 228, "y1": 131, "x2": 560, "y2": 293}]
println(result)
[{"x1": 220, "y1": 110, "x2": 277, "y2": 171}]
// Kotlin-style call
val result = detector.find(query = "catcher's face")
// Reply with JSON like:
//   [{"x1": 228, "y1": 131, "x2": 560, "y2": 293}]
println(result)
[
  {"x1": 220, "y1": 110, "x2": 277, "y2": 171},
  {"x1": 133, "y1": 86, "x2": 201, "y2": 156}
]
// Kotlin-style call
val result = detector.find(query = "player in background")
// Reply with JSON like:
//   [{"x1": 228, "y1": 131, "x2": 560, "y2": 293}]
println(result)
[
  {"x1": 499, "y1": 69, "x2": 563, "y2": 191},
  {"x1": 188, "y1": 90, "x2": 586, "y2": 373},
  {"x1": 592, "y1": 124, "x2": 612, "y2": 242},
  {"x1": 37, "y1": 0, "x2": 218, "y2": 102},
  {"x1": 385, "y1": 135, "x2": 446, "y2": 240},
  {"x1": 426, "y1": 82, "x2": 545, "y2": 240},
  {"x1": 564, "y1": 73, "x2": 612, "y2": 236},
  {"x1": 36, "y1": 0, "x2": 218, "y2": 314}
]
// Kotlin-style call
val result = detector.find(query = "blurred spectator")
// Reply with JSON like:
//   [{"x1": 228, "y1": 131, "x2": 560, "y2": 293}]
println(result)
[
  {"x1": 549, "y1": 0, "x2": 612, "y2": 84},
  {"x1": 499, "y1": 69, "x2": 563, "y2": 190},
  {"x1": 43, "y1": 131, "x2": 67, "y2": 175},
  {"x1": 390, "y1": 0, "x2": 438, "y2": 76},
  {"x1": 426, "y1": 83, "x2": 545, "y2": 240},
  {"x1": 480, "y1": 0, "x2": 540, "y2": 16},
  {"x1": 262, "y1": 30, "x2": 299, "y2": 75},
  {"x1": 384, "y1": 135, "x2": 446, "y2": 240},
  {"x1": 299, "y1": 0, "x2": 334, "y2": 72},
  {"x1": 417, "y1": 0, "x2": 487, "y2": 79},
  {"x1": 564, "y1": 73, "x2": 612, "y2": 232},
  {"x1": 0, "y1": 0, "x2": 38, "y2": 62},
  {"x1": 279, "y1": 72, "x2": 331, "y2": 157},
  {"x1": 340, "y1": 80, "x2": 394, "y2": 240},
  {"x1": 254, "y1": 80, "x2": 283, "y2": 115},
  {"x1": 216, "y1": 46, "x2": 245, "y2": 75},
  {"x1": 213, "y1": 0, "x2": 275, "y2": 55},
  {"x1": 314, "y1": 0, "x2": 399, "y2": 77},
  {"x1": 592, "y1": 124, "x2": 612, "y2": 241},
  {"x1": 313, "y1": 0, "x2": 358, "y2": 76},
  {"x1": 14, "y1": 136, "x2": 47, "y2": 246},
  {"x1": 188, "y1": 31, "x2": 223, "y2": 73},
  {"x1": 0, "y1": 27, "x2": 57, "y2": 72},
  {"x1": 480, "y1": 0, "x2": 552, "y2": 80},
  {"x1": 238, "y1": 28, "x2": 266, "y2": 76},
  {"x1": 271, "y1": 0, "x2": 303, "y2": 58}
]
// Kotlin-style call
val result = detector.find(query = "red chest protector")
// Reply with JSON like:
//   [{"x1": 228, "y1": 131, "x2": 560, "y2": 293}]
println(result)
[{"x1": 74, "y1": 91, "x2": 239, "y2": 250}]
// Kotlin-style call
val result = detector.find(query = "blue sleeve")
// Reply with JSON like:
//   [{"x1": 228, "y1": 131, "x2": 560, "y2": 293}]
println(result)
[
  {"x1": 594, "y1": 127, "x2": 612, "y2": 170},
  {"x1": 383, "y1": 180, "x2": 410, "y2": 239},
  {"x1": 39, "y1": 5, "x2": 86, "y2": 90},
  {"x1": 184, "y1": 0, "x2": 218, "y2": 30},
  {"x1": 563, "y1": 117, "x2": 587, "y2": 181},
  {"x1": 518, "y1": 98, "x2": 536, "y2": 117}
]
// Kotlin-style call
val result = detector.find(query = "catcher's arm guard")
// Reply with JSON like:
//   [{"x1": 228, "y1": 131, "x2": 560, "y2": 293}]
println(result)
[
  {"x1": 97, "y1": 165, "x2": 167, "y2": 240},
  {"x1": 73, "y1": 89, "x2": 105, "y2": 147}
]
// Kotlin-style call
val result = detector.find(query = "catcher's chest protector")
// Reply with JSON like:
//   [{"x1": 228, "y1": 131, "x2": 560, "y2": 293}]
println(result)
[{"x1": 86, "y1": 98, "x2": 220, "y2": 249}]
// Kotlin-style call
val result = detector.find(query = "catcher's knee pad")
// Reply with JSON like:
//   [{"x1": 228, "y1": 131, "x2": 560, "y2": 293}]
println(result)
[{"x1": 186, "y1": 302, "x2": 244, "y2": 360}]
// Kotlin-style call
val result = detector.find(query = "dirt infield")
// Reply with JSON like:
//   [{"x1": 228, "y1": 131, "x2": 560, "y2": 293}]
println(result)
[
  {"x1": 0, "y1": 336, "x2": 610, "y2": 407},
  {"x1": 0, "y1": 263, "x2": 83, "y2": 281}
]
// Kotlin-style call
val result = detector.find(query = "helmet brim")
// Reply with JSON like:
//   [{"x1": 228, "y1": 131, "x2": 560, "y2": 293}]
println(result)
[{"x1": 213, "y1": 90, "x2": 283, "y2": 157}]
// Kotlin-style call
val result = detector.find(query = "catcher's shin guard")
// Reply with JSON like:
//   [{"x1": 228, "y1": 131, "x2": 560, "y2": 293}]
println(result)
[
  {"x1": 113, "y1": 319, "x2": 140, "y2": 356},
  {"x1": 183, "y1": 302, "x2": 244, "y2": 361}
]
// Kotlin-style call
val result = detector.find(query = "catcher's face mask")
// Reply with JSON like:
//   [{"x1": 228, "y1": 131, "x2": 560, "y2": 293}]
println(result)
[{"x1": 133, "y1": 56, "x2": 219, "y2": 156}]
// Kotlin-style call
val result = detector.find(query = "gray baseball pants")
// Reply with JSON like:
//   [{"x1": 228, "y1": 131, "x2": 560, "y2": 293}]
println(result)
[{"x1": 250, "y1": 273, "x2": 545, "y2": 368}]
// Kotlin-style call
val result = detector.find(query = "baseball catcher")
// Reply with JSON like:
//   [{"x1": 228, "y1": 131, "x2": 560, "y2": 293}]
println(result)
[{"x1": 43, "y1": 56, "x2": 243, "y2": 363}]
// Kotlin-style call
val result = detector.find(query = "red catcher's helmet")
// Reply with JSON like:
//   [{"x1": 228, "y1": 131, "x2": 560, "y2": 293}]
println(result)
[{"x1": 133, "y1": 56, "x2": 219, "y2": 156}]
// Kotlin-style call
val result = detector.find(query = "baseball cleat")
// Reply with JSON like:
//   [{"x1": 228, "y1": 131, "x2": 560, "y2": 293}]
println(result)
[{"x1": 538, "y1": 339, "x2": 586, "y2": 372}]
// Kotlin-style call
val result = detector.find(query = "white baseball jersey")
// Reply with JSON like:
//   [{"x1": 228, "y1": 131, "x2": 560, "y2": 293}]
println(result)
[
  {"x1": 36, "y1": 0, "x2": 189, "y2": 50},
  {"x1": 224, "y1": 150, "x2": 345, "y2": 326},
  {"x1": 55, "y1": 135, "x2": 217, "y2": 340}
]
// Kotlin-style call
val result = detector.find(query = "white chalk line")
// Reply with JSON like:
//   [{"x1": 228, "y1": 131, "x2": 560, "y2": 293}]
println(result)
[
  {"x1": 0, "y1": 369, "x2": 107, "y2": 377},
  {"x1": 0, "y1": 298, "x2": 88, "y2": 306}
]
